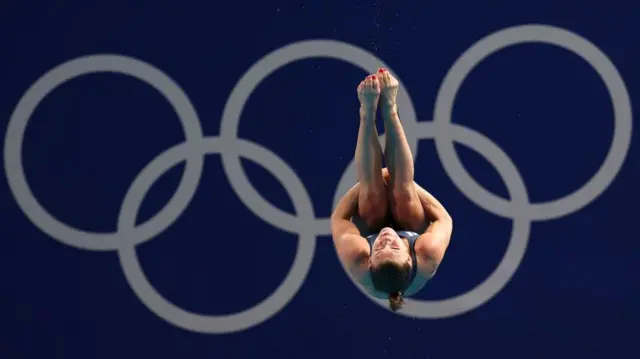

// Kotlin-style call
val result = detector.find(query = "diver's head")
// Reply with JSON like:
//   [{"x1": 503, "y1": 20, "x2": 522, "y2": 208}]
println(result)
[{"x1": 368, "y1": 227, "x2": 413, "y2": 311}]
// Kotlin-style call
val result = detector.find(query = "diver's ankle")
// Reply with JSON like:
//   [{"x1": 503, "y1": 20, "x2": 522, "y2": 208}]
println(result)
[
  {"x1": 380, "y1": 103, "x2": 398, "y2": 117},
  {"x1": 359, "y1": 105, "x2": 377, "y2": 118}
]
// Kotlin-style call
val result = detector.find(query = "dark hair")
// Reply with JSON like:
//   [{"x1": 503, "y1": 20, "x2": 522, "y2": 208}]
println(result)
[{"x1": 369, "y1": 261, "x2": 412, "y2": 311}]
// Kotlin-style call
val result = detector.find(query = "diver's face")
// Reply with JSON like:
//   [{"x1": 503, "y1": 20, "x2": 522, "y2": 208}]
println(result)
[{"x1": 369, "y1": 227, "x2": 411, "y2": 267}]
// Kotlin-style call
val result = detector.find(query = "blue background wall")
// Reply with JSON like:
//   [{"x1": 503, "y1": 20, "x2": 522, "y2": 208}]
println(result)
[{"x1": 1, "y1": 1, "x2": 637, "y2": 358}]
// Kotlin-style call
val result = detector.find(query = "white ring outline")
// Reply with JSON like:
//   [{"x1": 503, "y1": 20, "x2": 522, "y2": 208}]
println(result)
[
  {"x1": 117, "y1": 137, "x2": 316, "y2": 334},
  {"x1": 434, "y1": 25, "x2": 632, "y2": 221},
  {"x1": 340, "y1": 121, "x2": 533, "y2": 318},
  {"x1": 219, "y1": 40, "x2": 419, "y2": 236},
  {"x1": 3, "y1": 55, "x2": 205, "y2": 251}
]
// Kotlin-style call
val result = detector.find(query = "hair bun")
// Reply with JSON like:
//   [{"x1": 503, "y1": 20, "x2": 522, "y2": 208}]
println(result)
[{"x1": 388, "y1": 291, "x2": 404, "y2": 311}]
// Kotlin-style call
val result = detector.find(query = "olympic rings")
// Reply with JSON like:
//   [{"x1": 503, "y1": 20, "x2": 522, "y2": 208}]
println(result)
[{"x1": 3, "y1": 24, "x2": 632, "y2": 333}]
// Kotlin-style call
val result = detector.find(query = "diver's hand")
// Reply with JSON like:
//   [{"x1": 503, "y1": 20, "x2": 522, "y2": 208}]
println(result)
[
  {"x1": 358, "y1": 74, "x2": 381, "y2": 114},
  {"x1": 378, "y1": 68, "x2": 398, "y2": 114}
]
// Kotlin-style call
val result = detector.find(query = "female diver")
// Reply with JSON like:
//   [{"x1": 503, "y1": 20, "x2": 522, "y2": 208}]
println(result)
[{"x1": 331, "y1": 68, "x2": 453, "y2": 311}]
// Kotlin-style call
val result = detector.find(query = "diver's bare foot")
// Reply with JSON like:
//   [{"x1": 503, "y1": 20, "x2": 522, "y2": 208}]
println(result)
[
  {"x1": 377, "y1": 68, "x2": 398, "y2": 115},
  {"x1": 358, "y1": 74, "x2": 381, "y2": 115}
]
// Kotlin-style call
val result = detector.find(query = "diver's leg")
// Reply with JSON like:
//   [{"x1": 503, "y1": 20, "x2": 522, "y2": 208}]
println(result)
[
  {"x1": 377, "y1": 68, "x2": 426, "y2": 231},
  {"x1": 355, "y1": 74, "x2": 388, "y2": 230}
]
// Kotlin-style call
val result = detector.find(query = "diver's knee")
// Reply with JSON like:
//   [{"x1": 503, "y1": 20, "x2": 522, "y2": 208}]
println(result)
[
  {"x1": 390, "y1": 184, "x2": 418, "y2": 204},
  {"x1": 358, "y1": 188, "x2": 388, "y2": 225},
  {"x1": 389, "y1": 185, "x2": 424, "y2": 228},
  {"x1": 359, "y1": 184, "x2": 388, "y2": 205}
]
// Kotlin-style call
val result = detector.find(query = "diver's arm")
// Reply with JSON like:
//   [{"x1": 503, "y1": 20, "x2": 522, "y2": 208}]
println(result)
[
  {"x1": 414, "y1": 183, "x2": 451, "y2": 224},
  {"x1": 331, "y1": 183, "x2": 370, "y2": 277},
  {"x1": 413, "y1": 183, "x2": 453, "y2": 277}
]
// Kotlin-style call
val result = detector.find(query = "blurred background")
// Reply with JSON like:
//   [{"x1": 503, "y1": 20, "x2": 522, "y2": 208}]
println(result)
[{"x1": 0, "y1": 1, "x2": 637, "y2": 358}]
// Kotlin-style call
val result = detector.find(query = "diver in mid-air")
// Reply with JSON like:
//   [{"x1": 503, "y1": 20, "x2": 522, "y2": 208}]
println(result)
[{"x1": 331, "y1": 68, "x2": 453, "y2": 311}]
